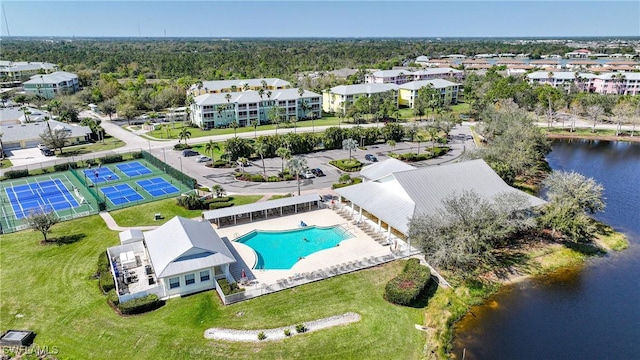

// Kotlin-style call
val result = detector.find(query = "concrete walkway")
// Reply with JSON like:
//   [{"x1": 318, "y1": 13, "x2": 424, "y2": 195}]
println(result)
[{"x1": 99, "y1": 211, "x2": 159, "y2": 231}]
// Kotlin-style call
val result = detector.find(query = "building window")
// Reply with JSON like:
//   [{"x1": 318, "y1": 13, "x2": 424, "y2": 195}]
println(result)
[
  {"x1": 169, "y1": 277, "x2": 180, "y2": 289},
  {"x1": 185, "y1": 273, "x2": 195, "y2": 285},
  {"x1": 200, "y1": 270, "x2": 210, "y2": 282}
]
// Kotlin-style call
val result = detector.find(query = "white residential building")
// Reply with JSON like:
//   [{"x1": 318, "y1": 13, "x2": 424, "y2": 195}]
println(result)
[
  {"x1": 323, "y1": 83, "x2": 398, "y2": 113},
  {"x1": 0, "y1": 61, "x2": 59, "y2": 83},
  {"x1": 188, "y1": 78, "x2": 291, "y2": 96},
  {"x1": 23, "y1": 71, "x2": 80, "y2": 99}
]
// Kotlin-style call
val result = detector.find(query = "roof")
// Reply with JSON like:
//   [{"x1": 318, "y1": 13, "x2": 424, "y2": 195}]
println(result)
[
  {"x1": 0, "y1": 107, "x2": 50, "y2": 123},
  {"x1": 203, "y1": 193, "x2": 322, "y2": 221},
  {"x1": 119, "y1": 229, "x2": 144, "y2": 244},
  {"x1": 0, "y1": 119, "x2": 90, "y2": 142},
  {"x1": 329, "y1": 83, "x2": 398, "y2": 96},
  {"x1": 530, "y1": 60, "x2": 561, "y2": 64},
  {"x1": 0, "y1": 61, "x2": 57, "y2": 72},
  {"x1": 527, "y1": 71, "x2": 638, "y2": 81},
  {"x1": 328, "y1": 68, "x2": 358, "y2": 78},
  {"x1": 399, "y1": 79, "x2": 460, "y2": 90},
  {"x1": 360, "y1": 158, "x2": 416, "y2": 181},
  {"x1": 143, "y1": 216, "x2": 235, "y2": 278},
  {"x1": 192, "y1": 78, "x2": 290, "y2": 92},
  {"x1": 23, "y1": 71, "x2": 77, "y2": 85},
  {"x1": 369, "y1": 69, "x2": 412, "y2": 78},
  {"x1": 193, "y1": 88, "x2": 320, "y2": 106},
  {"x1": 412, "y1": 67, "x2": 462, "y2": 76},
  {"x1": 336, "y1": 159, "x2": 546, "y2": 235},
  {"x1": 415, "y1": 56, "x2": 430, "y2": 62}
]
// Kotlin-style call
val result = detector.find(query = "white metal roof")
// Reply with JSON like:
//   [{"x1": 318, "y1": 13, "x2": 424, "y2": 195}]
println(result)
[
  {"x1": 0, "y1": 119, "x2": 90, "y2": 142},
  {"x1": 411, "y1": 67, "x2": 463, "y2": 76},
  {"x1": 360, "y1": 158, "x2": 416, "y2": 181},
  {"x1": 23, "y1": 71, "x2": 77, "y2": 85},
  {"x1": 143, "y1": 217, "x2": 235, "y2": 278},
  {"x1": 400, "y1": 79, "x2": 460, "y2": 90},
  {"x1": 328, "y1": 83, "x2": 398, "y2": 96},
  {"x1": 191, "y1": 78, "x2": 290, "y2": 92},
  {"x1": 337, "y1": 159, "x2": 546, "y2": 236},
  {"x1": 203, "y1": 193, "x2": 322, "y2": 221}
]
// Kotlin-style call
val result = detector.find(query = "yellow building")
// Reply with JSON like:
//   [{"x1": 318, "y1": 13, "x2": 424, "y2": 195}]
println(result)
[
  {"x1": 322, "y1": 84, "x2": 398, "y2": 113},
  {"x1": 398, "y1": 79, "x2": 461, "y2": 109}
]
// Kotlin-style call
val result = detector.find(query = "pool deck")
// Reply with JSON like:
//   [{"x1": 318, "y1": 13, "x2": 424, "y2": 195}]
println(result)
[{"x1": 214, "y1": 208, "x2": 410, "y2": 290}]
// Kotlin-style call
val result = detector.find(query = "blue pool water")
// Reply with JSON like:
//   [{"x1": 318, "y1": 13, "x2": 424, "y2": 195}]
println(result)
[{"x1": 236, "y1": 226, "x2": 351, "y2": 270}]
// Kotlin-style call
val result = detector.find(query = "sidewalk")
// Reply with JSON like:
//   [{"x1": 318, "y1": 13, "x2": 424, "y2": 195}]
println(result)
[{"x1": 99, "y1": 212, "x2": 159, "y2": 232}]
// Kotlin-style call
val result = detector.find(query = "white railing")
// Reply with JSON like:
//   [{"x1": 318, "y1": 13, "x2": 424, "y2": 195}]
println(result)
[{"x1": 118, "y1": 284, "x2": 165, "y2": 303}]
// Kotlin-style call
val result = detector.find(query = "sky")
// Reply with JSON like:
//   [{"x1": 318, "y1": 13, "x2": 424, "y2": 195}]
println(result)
[{"x1": 1, "y1": 1, "x2": 639, "y2": 38}]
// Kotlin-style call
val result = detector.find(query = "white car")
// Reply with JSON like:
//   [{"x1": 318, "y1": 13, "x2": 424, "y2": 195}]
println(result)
[
  {"x1": 301, "y1": 170, "x2": 315, "y2": 179},
  {"x1": 196, "y1": 155, "x2": 211, "y2": 163}
]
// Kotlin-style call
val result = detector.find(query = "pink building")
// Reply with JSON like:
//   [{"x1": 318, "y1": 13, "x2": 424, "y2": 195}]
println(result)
[
  {"x1": 366, "y1": 67, "x2": 463, "y2": 84},
  {"x1": 527, "y1": 71, "x2": 640, "y2": 95}
]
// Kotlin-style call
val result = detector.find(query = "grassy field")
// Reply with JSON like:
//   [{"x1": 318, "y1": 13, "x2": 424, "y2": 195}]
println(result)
[
  {"x1": 58, "y1": 137, "x2": 126, "y2": 157},
  {"x1": 0, "y1": 215, "x2": 427, "y2": 360},
  {"x1": 0, "y1": 158, "x2": 13, "y2": 168},
  {"x1": 109, "y1": 195, "x2": 263, "y2": 227}
]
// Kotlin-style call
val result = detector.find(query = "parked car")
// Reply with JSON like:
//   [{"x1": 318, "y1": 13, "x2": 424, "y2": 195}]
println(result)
[
  {"x1": 301, "y1": 170, "x2": 315, "y2": 179},
  {"x1": 40, "y1": 148, "x2": 54, "y2": 156},
  {"x1": 311, "y1": 168, "x2": 325, "y2": 177},
  {"x1": 365, "y1": 154, "x2": 377, "y2": 162},
  {"x1": 182, "y1": 149, "x2": 199, "y2": 157},
  {"x1": 196, "y1": 155, "x2": 211, "y2": 163},
  {"x1": 37, "y1": 143, "x2": 47, "y2": 149}
]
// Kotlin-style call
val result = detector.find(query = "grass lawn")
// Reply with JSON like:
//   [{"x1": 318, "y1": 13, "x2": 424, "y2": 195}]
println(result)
[
  {"x1": 0, "y1": 158, "x2": 12, "y2": 168},
  {"x1": 109, "y1": 195, "x2": 263, "y2": 227},
  {"x1": 545, "y1": 127, "x2": 630, "y2": 137},
  {"x1": 0, "y1": 215, "x2": 427, "y2": 360},
  {"x1": 58, "y1": 137, "x2": 126, "y2": 157}
]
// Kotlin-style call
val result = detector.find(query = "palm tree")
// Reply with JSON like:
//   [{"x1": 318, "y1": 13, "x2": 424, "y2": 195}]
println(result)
[
  {"x1": 337, "y1": 108, "x2": 346, "y2": 129},
  {"x1": 251, "y1": 119, "x2": 259, "y2": 138},
  {"x1": 253, "y1": 138, "x2": 268, "y2": 180},
  {"x1": 342, "y1": 138, "x2": 358, "y2": 160},
  {"x1": 287, "y1": 156, "x2": 307, "y2": 196},
  {"x1": 211, "y1": 185, "x2": 225, "y2": 198},
  {"x1": 276, "y1": 146, "x2": 291, "y2": 174},
  {"x1": 268, "y1": 106, "x2": 283, "y2": 135},
  {"x1": 237, "y1": 157, "x2": 248, "y2": 174},
  {"x1": 308, "y1": 109, "x2": 317, "y2": 133},
  {"x1": 415, "y1": 132, "x2": 427, "y2": 153},
  {"x1": 291, "y1": 116, "x2": 297, "y2": 133},
  {"x1": 586, "y1": 105, "x2": 604, "y2": 133},
  {"x1": 20, "y1": 106, "x2": 32, "y2": 123},
  {"x1": 261, "y1": 79, "x2": 268, "y2": 90},
  {"x1": 230, "y1": 85, "x2": 238, "y2": 93},
  {"x1": 229, "y1": 119, "x2": 239, "y2": 138},
  {"x1": 178, "y1": 127, "x2": 192, "y2": 145},
  {"x1": 386, "y1": 139, "x2": 396, "y2": 152},
  {"x1": 569, "y1": 101, "x2": 582, "y2": 133},
  {"x1": 205, "y1": 140, "x2": 219, "y2": 162},
  {"x1": 426, "y1": 125, "x2": 439, "y2": 150},
  {"x1": 242, "y1": 83, "x2": 250, "y2": 92}
]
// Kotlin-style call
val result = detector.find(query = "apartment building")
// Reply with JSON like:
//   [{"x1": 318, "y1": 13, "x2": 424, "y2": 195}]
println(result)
[
  {"x1": 23, "y1": 71, "x2": 80, "y2": 99},
  {"x1": 323, "y1": 84, "x2": 398, "y2": 113},
  {"x1": 187, "y1": 78, "x2": 291, "y2": 96},
  {"x1": 190, "y1": 88, "x2": 321, "y2": 130},
  {"x1": 365, "y1": 67, "x2": 463, "y2": 85},
  {"x1": 398, "y1": 79, "x2": 461, "y2": 109},
  {"x1": 527, "y1": 71, "x2": 640, "y2": 95},
  {"x1": 0, "y1": 61, "x2": 59, "y2": 83}
]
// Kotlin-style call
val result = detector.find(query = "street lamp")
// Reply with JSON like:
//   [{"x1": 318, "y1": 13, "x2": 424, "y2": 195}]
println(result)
[
  {"x1": 148, "y1": 141, "x2": 151, "y2": 153},
  {"x1": 179, "y1": 157, "x2": 183, "y2": 174}
]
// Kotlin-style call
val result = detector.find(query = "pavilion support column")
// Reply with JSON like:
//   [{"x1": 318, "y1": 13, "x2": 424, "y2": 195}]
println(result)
[
  {"x1": 264, "y1": 209, "x2": 267, "y2": 219},
  {"x1": 295, "y1": 204, "x2": 298, "y2": 213},
  {"x1": 250, "y1": 212, "x2": 252, "y2": 222},
  {"x1": 387, "y1": 226, "x2": 392, "y2": 241},
  {"x1": 378, "y1": 219, "x2": 382, "y2": 232},
  {"x1": 234, "y1": 215, "x2": 237, "y2": 225},
  {"x1": 280, "y1": 207, "x2": 283, "y2": 216},
  {"x1": 358, "y1": 207, "x2": 363, "y2": 222}
]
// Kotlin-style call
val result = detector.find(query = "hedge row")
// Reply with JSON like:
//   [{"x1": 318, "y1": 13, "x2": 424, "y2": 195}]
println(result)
[
  {"x1": 331, "y1": 177, "x2": 363, "y2": 189},
  {"x1": 384, "y1": 258, "x2": 431, "y2": 306},
  {"x1": 117, "y1": 294, "x2": 162, "y2": 315},
  {"x1": 97, "y1": 251, "x2": 115, "y2": 293},
  {"x1": 99, "y1": 154, "x2": 123, "y2": 164},
  {"x1": 329, "y1": 159, "x2": 363, "y2": 172},
  {"x1": 4, "y1": 169, "x2": 29, "y2": 179}
]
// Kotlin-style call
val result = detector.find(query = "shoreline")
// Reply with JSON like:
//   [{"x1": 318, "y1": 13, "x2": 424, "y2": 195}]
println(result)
[{"x1": 545, "y1": 133, "x2": 640, "y2": 143}]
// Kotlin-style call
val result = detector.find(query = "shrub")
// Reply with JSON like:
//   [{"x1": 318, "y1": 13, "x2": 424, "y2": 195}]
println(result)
[
  {"x1": 329, "y1": 159, "x2": 363, "y2": 172},
  {"x1": 209, "y1": 202, "x2": 233, "y2": 210},
  {"x1": 212, "y1": 160, "x2": 227, "y2": 168},
  {"x1": 267, "y1": 176, "x2": 281, "y2": 182},
  {"x1": 107, "y1": 289, "x2": 119, "y2": 306},
  {"x1": 97, "y1": 251, "x2": 110, "y2": 274},
  {"x1": 4, "y1": 169, "x2": 29, "y2": 179},
  {"x1": 295, "y1": 324, "x2": 307, "y2": 333},
  {"x1": 99, "y1": 273, "x2": 115, "y2": 293},
  {"x1": 99, "y1": 154, "x2": 123, "y2": 164},
  {"x1": 249, "y1": 174, "x2": 265, "y2": 182},
  {"x1": 131, "y1": 151, "x2": 144, "y2": 159},
  {"x1": 209, "y1": 196, "x2": 231, "y2": 203},
  {"x1": 176, "y1": 194, "x2": 202, "y2": 210},
  {"x1": 173, "y1": 143, "x2": 191, "y2": 150},
  {"x1": 117, "y1": 294, "x2": 162, "y2": 315},
  {"x1": 384, "y1": 259, "x2": 431, "y2": 306},
  {"x1": 284, "y1": 329, "x2": 292, "y2": 337},
  {"x1": 257, "y1": 332, "x2": 267, "y2": 341},
  {"x1": 53, "y1": 162, "x2": 76, "y2": 172},
  {"x1": 85, "y1": 159, "x2": 97, "y2": 166},
  {"x1": 331, "y1": 177, "x2": 362, "y2": 189},
  {"x1": 218, "y1": 279, "x2": 244, "y2": 295}
]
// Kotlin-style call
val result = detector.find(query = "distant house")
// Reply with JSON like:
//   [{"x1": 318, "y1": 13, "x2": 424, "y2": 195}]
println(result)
[
  {"x1": 23, "y1": 71, "x2": 80, "y2": 99},
  {"x1": 0, "y1": 119, "x2": 90, "y2": 150},
  {"x1": 365, "y1": 67, "x2": 463, "y2": 85},
  {"x1": 0, "y1": 107, "x2": 51, "y2": 125},
  {"x1": 565, "y1": 49, "x2": 592, "y2": 59},
  {"x1": 0, "y1": 61, "x2": 59, "y2": 83},
  {"x1": 107, "y1": 216, "x2": 237, "y2": 302},
  {"x1": 415, "y1": 55, "x2": 430, "y2": 66}
]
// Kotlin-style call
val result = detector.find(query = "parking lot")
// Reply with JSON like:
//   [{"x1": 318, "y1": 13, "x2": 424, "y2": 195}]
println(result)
[
  {"x1": 4, "y1": 147, "x2": 56, "y2": 167},
  {"x1": 153, "y1": 123, "x2": 474, "y2": 194}
]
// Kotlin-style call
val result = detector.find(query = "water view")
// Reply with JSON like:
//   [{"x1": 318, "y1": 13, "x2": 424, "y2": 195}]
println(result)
[{"x1": 453, "y1": 139, "x2": 640, "y2": 359}]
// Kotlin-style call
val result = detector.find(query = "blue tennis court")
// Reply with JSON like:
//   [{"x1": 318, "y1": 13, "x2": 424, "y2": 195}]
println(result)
[
  {"x1": 116, "y1": 161, "x2": 153, "y2": 177},
  {"x1": 137, "y1": 177, "x2": 180, "y2": 197},
  {"x1": 101, "y1": 184, "x2": 144, "y2": 205},
  {"x1": 4, "y1": 179, "x2": 79, "y2": 219},
  {"x1": 83, "y1": 167, "x2": 119, "y2": 184}
]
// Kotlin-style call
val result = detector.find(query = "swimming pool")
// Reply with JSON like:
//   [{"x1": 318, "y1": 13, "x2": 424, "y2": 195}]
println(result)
[{"x1": 236, "y1": 225, "x2": 352, "y2": 270}]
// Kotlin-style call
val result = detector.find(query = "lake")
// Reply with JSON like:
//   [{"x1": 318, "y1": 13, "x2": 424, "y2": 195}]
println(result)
[{"x1": 452, "y1": 139, "x2": 640, "y2": 359}]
